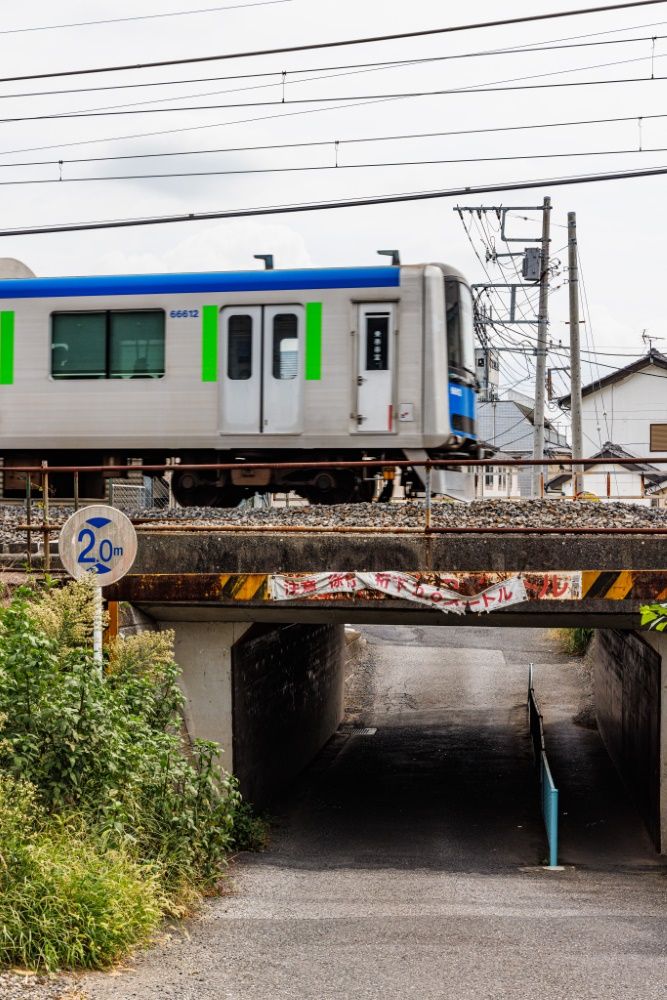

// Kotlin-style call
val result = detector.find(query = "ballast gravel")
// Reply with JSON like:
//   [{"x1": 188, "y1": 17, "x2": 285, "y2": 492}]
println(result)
[{"x1": 1, "y1": 498, "x2": 666, "y2": 553}]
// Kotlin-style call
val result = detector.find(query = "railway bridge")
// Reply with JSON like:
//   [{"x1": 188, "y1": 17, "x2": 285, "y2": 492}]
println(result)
[{"x1": 96, "y1": 521, "x2": 667, "y2": 854}]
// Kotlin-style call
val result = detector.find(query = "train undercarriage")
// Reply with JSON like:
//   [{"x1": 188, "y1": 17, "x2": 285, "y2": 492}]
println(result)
[{"x1": 1, "y1": 447, "x2": 477, "y2": 506}]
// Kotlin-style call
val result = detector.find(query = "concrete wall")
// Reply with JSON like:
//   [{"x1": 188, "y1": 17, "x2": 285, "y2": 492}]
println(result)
[
  {"x1": 232, "y1": 623, "x2": 345, "y2": 808},
  {"x1": 166, "y1": 621, "x2": 251, "y2": 774},
  {"x1": 642, "y1": 630, "x2": 667, "y2": 852},
  {"x1": 150, "y1": 614, "x2": 344, "y2": 808},
  {"x1": 592, "y1": 629, "x2": 662, "y2": 848}
]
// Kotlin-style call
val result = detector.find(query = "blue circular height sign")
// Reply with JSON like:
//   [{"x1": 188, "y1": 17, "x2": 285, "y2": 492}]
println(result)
[{"x1": 58, "y1": 505, "x2": 138, "y2": 586}]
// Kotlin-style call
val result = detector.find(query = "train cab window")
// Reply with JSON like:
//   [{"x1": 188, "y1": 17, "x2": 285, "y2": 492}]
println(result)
[
  {"x1": 365, "y1": 313, "x2": 389, "y2": 370},
  {"x1": 51, "y1": 310, "x2": 165, "y2": 379},
  {"x1": 272, "y1": 313, "x2": 298, "y2": 380},
  {"x1": 110, "y1": 312, "x2": 165, "y2": 378},
  {"x1": 445, "y1": 278, "x2": 475, "y2": 376},
  {"x1": 52, "y1": 313, "x2": 106, "y2": 379},
  {"x1": 227, "y1": 314, "x2": 253, "y2": 380}
]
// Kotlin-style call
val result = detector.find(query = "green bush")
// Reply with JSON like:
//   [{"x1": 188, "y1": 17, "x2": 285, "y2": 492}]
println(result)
[
  {"x1": 229, "y1": 800, "x2": 270, "y2": 853},
  {"x1": 0, "y1": 581, "x2": 250, "y2": 969},
  {"x1": 554, "y1": 626, "x2": 593, "y2": 656},
  {"x1": 0, "y1": 775, "x2": 163, "y2": 971},
  {"x1": 0, "y1": 585, "x2": 240, "y2": 886}
]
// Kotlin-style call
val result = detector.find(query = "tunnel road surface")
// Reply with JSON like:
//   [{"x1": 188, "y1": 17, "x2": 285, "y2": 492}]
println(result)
[{"x1": 84, "y1": 626, "x2": 667, "y2": 1000}]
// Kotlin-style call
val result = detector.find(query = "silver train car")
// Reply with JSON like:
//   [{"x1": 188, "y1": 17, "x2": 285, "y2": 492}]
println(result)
[{"x1": 0, "y1": 259, "x2": 477, "y2": 504}]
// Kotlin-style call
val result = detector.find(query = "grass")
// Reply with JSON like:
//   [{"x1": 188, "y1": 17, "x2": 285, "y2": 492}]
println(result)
[
  {"x1": 0, "y1": 779, "x2": 164, "y2": 971},
  {"x1": 553, "y1": 626, "x2": 594, "y2": 656}
]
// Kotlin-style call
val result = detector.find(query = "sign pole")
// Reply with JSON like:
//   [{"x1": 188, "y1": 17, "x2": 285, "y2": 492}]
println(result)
[{"x1": 58, "y1": 505, "x2": 138, "y2": 673}]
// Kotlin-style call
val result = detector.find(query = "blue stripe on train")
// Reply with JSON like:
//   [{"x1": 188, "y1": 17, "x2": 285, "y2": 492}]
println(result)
[
  {"x1": 0, "y1": 266, "x2": 401, "y2": 299},
  {"x1": 448, "y1": 382, "x2": 477, "y2": 440}
]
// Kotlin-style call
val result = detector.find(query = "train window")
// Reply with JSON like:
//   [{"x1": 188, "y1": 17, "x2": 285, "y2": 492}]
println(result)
[
  {"x1": 445, "y1": 279, "x2": 475, "y2": 376},
  {"x1": 110, "y1": 311, "x2": 165, "y2": 378},
  {"x1": 227, "y1": 315, "x2": 253, "y2": 380},
  {"x1": 272, "y1": 313, "x2": 298, "y2": 379},
  {"x1": 52, "y1": 313, "x2": 106, "y2": 379},
  {"x1": 52, "y1": 310, "x2": 165, "y2": 379},
  {"x1": 365, "y1": 314, "x2": 389, "y2": 370}
]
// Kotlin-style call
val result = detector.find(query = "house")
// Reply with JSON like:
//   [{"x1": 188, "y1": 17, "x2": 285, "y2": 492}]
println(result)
[
  {"x1": 476, "y1": 450, "x2": 521, "y2": 499},
  {"x1": 558, "y1": 349, "x2": 667, "y2": 461},
  {"x1": 476, "y1": 391, "x2": 570, "y2": 497},
  {"x1": 547, "y1": 442, "x2": 667, "y2": 506}
]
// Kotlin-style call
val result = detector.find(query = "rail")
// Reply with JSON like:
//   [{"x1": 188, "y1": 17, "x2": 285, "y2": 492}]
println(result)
[
  {"x1": 2, "y1": 453, "x2": 667, "y2": 569},
  {"x1": 527, "y1": 663, "x2": 560, "y2": 869}
]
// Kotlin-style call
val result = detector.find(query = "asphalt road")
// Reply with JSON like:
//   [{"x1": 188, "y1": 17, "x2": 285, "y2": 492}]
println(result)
[{"x1": 84, "y1": 626, "x2": 667, "y2": 1000}]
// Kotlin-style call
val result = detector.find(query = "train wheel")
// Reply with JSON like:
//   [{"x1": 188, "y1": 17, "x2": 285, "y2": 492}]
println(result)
[
  {"x1": 300, "y1": 473, "x2": 374, "y2": 505},
  {"x1": 172, "y1": 471, "x2": 222, "y2": 508}
]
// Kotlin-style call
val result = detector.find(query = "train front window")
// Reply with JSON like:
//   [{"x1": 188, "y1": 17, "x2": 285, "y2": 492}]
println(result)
[
  {"x1": 52, "y1": 310, "x2": 165, "y2": 379},
  {"x1": 445, "y1": 278, "x2": 475, "y2": 377},
  {"x1": 52, "y1": 313, "x2": 106, "y2": 379}
]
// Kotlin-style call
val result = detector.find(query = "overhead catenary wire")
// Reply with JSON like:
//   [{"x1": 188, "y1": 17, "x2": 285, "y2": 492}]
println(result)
[
  {"x1": 0, "y1": 1, "x2": 294, "y2": 35},
  {"x1": 0, "y1": 1, "x2": 664, "y2": 85},
  {"x1": 8, "y1": 145, "x2": 667, "y2": 188},
  {"x1": 40, "y1": 44, "x2": 667, "y2": 118},
  {"x1": 3, "y1": 19, "x2": 667, "y2": 101},
  {"x1": 5, "y1": 110, "x2": 667, "y2": 171},
  {"x1": 6, "y1": 163, "x2": 667, "y2": 237},
  {"x1": 5, "y1": 65, "x2": 667, "y2": 124}
]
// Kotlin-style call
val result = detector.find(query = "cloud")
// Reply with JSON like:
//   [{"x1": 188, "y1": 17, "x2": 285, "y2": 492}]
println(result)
[{"x1": 98, "y1": 217, "x2": 312, "y2": 273}]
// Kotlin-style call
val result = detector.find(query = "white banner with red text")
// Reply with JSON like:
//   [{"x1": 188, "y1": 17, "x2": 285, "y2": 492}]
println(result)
[{"x1": 268, "y1": 571, "x2": 530, "y2": 615}]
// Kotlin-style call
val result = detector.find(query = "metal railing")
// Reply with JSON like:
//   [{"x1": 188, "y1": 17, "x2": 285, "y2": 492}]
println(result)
[
  {"x1": 3, "y1": 453, "x2": 667, "y2": 570},
  {"x1": 528, "y1": 663, "x2": 560, "y2": 869}
]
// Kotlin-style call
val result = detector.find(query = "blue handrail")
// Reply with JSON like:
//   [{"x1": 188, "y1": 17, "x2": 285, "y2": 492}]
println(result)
[{"x1": 527, "y1": 663, "x2": 560, "y2": 868}]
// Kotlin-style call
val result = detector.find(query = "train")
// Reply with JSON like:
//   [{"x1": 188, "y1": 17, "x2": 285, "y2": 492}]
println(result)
[{"x1": 0, "y1": 258, "x2": 477, "y2": 505}]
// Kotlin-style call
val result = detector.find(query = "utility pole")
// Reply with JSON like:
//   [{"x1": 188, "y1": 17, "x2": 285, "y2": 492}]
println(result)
[
  {"x1": 568, "y1": 211, "x2": 584, "y2": 496},
  {"x1": 531, "y1": 196, "x2": 551, "y2": 497}
]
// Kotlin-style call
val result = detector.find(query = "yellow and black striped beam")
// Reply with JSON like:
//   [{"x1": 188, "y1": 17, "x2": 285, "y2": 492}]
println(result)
[{"x1": 107, "y1": 570, "x2": 667, "y2": 605}]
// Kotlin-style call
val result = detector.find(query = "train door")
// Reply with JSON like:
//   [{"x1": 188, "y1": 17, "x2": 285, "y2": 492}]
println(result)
[
  {"x1": 355, "y1": 304, "x2": 396, "y2": 433},
  {"x1": 219, "y1": 305, "x2": 304, "y2": 434},
  {"x1": 220, "y1": 307, "x2": 262, "y2": 434},
  {"x1": 262, "y1": 305, "x2": 304, "y2": 434}
]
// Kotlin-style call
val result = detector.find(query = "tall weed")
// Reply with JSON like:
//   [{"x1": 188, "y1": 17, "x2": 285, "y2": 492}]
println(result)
[
  {"x1": 0, "y1": 581, "x2": 246, "y2": 969},
  {"x1": 0, "y1": 776, "x2": 163, "y2": 971}
]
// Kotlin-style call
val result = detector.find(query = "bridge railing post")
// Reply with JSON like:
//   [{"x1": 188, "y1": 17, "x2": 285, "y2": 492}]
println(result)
[{"x1": 425, "y1": 465, "x2": 432, "y2": 530}]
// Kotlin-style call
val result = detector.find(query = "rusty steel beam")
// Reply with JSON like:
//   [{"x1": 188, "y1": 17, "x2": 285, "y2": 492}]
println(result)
[
  {"x1": 5, "y1": 455, "x2": 667, "y2": 475},
  {"x1": 105, "y1": 569, "x2": 667, "y2": 606}
]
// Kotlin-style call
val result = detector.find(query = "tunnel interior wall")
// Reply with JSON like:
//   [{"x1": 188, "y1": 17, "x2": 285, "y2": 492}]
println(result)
[
  {"x1": 592, "y1": 629, "x2": 661, "y2": 848},
  {"x1": 232, "y1": 622, "x2": 344, "y2": 809}
]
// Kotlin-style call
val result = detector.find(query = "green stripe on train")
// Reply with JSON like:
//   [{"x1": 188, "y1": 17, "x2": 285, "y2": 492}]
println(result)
[
  {"x1": 0, "y1": 311, "x2": 14, "y2": 385},
  {"x1": 201, "y1": 305, "x2": 218, "y2": 382},
  {"x1": 305, "y1": 302, "x2": 322, "y2": 381},
  {"x1": 202, "y1": 302, "x2": 322, "y2": 382}
]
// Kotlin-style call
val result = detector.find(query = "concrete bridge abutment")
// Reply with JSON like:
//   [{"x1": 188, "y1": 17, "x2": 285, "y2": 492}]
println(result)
[
  {"x1": 147, "y1": 613, "x2": 345, "y2": 809},
  {"x1": 592, "y1": 629, "x2": 667, "y2": 852}
]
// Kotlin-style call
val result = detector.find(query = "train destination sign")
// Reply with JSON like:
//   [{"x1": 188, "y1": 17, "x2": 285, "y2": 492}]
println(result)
[{"x1": 58, "y1": 505, "x2": 138, "y2": 587}]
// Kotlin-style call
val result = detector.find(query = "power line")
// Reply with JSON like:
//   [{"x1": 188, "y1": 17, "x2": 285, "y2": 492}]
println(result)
[
  {"x1": 0, "y1": 1, "x2": 664, "y2": 85},
  {"x1": 39, "y1": 43, "x2": 665, "y2": 117},
  {"x1": 0, "y1": 1, "x2": 293, "y2": 35},
  {"x1": 4, "y1": 162, "x2": 667, "y2": 237},
  {"x1": 5, "y1": 67, "x2": 667, "y2": 125},
  {"x1": 8, "y1": 145, "x2": 667, "y2": 188},
  {"x1": 4, "y1": 28, "x2": 665, "y2": 102},
  {"x1": 4, "y1": 110, "x2": 667, "y2": 171},
  {"x1": 0, "y1": 93, "x2": 403, "y2": 159}
]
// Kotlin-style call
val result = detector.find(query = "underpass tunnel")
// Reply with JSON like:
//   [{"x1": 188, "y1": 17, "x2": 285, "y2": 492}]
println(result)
[
  {"x1": 274, "y1": 624, "x2": 662, "y2": 872},
  {"x1": 132, "y1": 605, "x2": 666, "y2": 869}
]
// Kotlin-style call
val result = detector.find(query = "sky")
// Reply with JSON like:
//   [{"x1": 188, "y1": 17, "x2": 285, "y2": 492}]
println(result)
[{"x1": 1, "y1": 0, "x2": 666, "y2": 418}]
